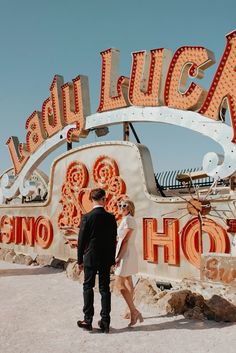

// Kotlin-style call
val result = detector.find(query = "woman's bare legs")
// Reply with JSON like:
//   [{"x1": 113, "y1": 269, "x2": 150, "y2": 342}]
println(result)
[
  {"x1": 123, "y1": 276, "x2": 134, "y2": 319},
  {"x1": 115, "y1": 276, "x2": 143, "y2": 325},
  {"x1": 115, "y1": 276, "x2": 136, "y2": 312}
]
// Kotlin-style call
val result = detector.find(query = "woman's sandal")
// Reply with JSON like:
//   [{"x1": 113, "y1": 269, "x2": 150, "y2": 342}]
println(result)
[{"x1": 128, "y1": 310, "x2": 144, "y2": 327}]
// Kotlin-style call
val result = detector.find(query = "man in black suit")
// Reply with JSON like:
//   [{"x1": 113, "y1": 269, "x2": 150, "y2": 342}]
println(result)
[{"x1": 77, "y1": 188, "x2": 117, "y2": 333}]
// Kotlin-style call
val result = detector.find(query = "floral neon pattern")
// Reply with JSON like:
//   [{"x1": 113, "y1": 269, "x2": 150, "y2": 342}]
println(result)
[{"x1": 58, "y1": 155, "x2": 128, "y2": 247}]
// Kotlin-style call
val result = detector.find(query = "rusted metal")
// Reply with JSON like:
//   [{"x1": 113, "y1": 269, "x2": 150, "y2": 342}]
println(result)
[{"x1": 155, "y1": 167, "x2": 225, "y2": 190}]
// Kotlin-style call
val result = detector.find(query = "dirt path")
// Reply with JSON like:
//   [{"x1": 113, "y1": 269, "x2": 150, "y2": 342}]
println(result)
[{"x1": 0, "y1": 261, "x2": 235, "y2": 353}]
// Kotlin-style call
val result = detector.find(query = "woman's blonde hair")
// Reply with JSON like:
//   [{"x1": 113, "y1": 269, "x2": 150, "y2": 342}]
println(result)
[{"x1": 122, "y1": 199, "x2": 135, "y2": 216}]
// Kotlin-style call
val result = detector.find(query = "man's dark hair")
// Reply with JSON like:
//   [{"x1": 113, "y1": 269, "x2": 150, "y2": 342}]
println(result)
[{"x1": 90, "y1": 188, "x2": 106, "y2": 201}]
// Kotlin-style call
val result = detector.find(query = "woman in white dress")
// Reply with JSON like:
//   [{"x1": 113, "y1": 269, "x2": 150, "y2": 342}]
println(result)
[{"x1": 114, "y1": 199, "x2": 143, "y2": 326}]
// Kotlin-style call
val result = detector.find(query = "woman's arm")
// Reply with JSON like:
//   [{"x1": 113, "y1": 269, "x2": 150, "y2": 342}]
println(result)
[{"x1": 115, "y1": 228, "x2": 133, "y2": 266}]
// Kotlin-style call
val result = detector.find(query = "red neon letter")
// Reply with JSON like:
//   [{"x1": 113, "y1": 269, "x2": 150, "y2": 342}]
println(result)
[
  {"x1": 143, "y1": 218, "x2": 180, "y2": 265},
  {"x1": 0, "y1": 215, "x2": 14, "y2": 244},
  {"x1": 34, "y1": 216, "x2": 53, "y2": 249},
  {"x1": 181, "y1": 217, "x2": 230, "y2": 268},
  {"x1": 21, "y1": 217, "x2": 35, "y2": 246}
]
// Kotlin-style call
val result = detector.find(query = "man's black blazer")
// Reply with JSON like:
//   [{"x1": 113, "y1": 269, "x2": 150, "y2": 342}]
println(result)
[{"x1": 77, "y1": 207, "x2": 117, "y2": 268}]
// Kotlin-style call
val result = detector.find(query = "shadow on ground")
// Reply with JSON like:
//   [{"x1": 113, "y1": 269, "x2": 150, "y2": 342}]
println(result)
[
  {"x1": 89, "y1": 317, "x2": 235, "y2": 335},
  {"x1": 0, "y1": 266, "x2": 63, "y2": 277}
]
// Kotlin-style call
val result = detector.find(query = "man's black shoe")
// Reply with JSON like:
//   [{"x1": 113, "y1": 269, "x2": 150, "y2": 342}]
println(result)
[
  {"x1": 98, "y1": 320, "x2": 110, "y2": 333},
  {"x1": 77, "y1": 320, "x2": 92, "y2": 331}
]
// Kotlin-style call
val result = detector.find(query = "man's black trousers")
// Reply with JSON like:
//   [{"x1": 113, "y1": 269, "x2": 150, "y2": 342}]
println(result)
[{"x1": 83, "y1": 265, "x2": 111, "y2": 325}]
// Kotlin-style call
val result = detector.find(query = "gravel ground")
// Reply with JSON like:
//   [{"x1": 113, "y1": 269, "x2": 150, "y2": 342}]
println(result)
[{"x1": 0, "y1": 261, "x2": 236, "y2": 353}]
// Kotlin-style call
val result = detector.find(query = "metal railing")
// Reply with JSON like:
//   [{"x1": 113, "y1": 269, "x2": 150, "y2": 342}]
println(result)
[{"x1": 155, "y1": 167, "x2": 225, "y2": 190}]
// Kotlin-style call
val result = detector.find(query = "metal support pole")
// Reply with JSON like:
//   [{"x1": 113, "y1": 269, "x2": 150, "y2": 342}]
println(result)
[
  {"x1": 123, "y1": 122, "x2": 129, "y2": 141},
  {"x1": 129, "y1": 123, "x2": 141, "y2": 143},
  {"x1": 198, "y1": 211, "x2": 203, "y2": 258},
  {"x1": 67, "y1": 142, "x2": 72, "y2": 151}
]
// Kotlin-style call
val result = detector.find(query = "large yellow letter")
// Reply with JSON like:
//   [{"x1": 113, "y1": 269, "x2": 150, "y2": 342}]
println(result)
[
  {"x1": 42, "y1": 75, "x2": 64, "y2": 137},
  {"x1": 199, "y1": 30, "x2": 236, "y2": 142},
  {"x1": 25, "y1": 111, "x2": 46, "y2": 153},
  {"x1": 6, "y1": 137, "x2": 29, "y2": 175},
  {"x1": 97, "y1": 48, "x2": 129, "y2": 112},
  {"x1": 129, "y1": 49, "x2": 172, "y2": 106},
  {"x1": 62, "y1": 75, "x2": 90, "y2": 142},
  {"x1": 164, "y1": 46, "x2": 215, "y2": 110}
]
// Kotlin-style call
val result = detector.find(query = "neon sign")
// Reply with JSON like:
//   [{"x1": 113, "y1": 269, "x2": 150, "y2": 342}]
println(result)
[
  {"x1": 6, "y1": 30, "x2": 236, "y2": 176},
  {"x1": 1, "y1": 31, "x2": 236, "y2": 284},
  {"x1": 0, "y1": 215, "x2": 53, "y2": 249}
]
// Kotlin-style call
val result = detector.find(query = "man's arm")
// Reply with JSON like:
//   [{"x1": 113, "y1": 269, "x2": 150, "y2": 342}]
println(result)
[
  {"x1": 111, "y1": 215, "x2": 117, "y2": 265},
  {"x1": 77, "y1": 215, "x2": 88, "y2": 265}
]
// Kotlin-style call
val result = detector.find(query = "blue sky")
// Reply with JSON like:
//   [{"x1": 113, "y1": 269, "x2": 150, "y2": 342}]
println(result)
[{"x1": 0, "y1": 0, "x2": 235, "y2": 175}]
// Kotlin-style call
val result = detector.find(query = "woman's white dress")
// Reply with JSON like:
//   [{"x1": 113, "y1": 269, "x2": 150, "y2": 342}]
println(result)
[{"x1": 114, "y1": 214, "x2": 138, "y2": 277}]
